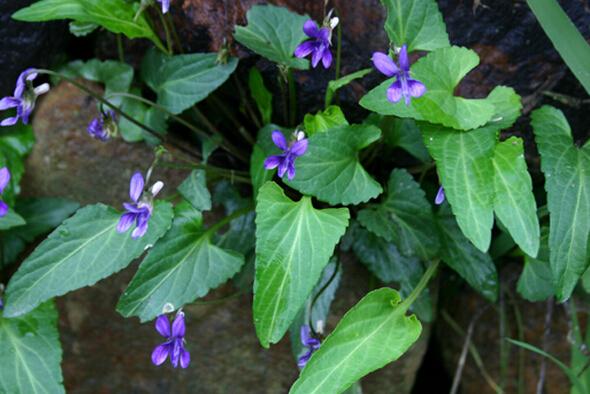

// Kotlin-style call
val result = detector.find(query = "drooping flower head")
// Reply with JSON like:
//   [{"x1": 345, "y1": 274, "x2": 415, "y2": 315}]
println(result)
[
  {"x1": 297, "y1": 325, "x2": 321, "y2": 369},
  {"x1": 87, "y1": 110, "x2": 118, "y2": 141},
  {"x1": 294, "y1": 13, "x2": 339, "y2": 69},
  {"x1": 0, "y1": 69, "x2": 50, "y2": 126},
  {"x1": 0, "y1": 167, "x2": 11, "y2": 218},
  {"x1": 116, "y1": 171, "x2": 164, "y2": 239},
  {"x1": 151, "y1": 311, "x2": 190, "y2": 368},
  {"x1": 435, "y1": 186, "x2": 445, "y2": 205},
  {"x1": 372, "y1": 45, "x2": 426, "y2": 106},
  {"x1": 156, "y1": 0, "x2": 170, "y2": 13},
  {"x1": 264, "y1": 130, "x2": 308, "y2": 181}
]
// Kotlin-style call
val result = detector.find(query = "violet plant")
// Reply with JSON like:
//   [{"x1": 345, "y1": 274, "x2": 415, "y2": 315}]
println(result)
[{"x1": 0, "y1": 0, "x2": 589, "y2": 392}]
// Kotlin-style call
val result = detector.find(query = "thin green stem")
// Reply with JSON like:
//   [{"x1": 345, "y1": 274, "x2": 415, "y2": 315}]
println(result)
[
  {"x1": 287, "y1": 68, "x2": 297, "y2": 126},
  {"x1": 399, "y1": 260, "x2": 439, "y2": 313},
  {"x1": 232, "y1": 74, "x2": 262, "y2": 129},
  {"x1": 209, "y1": 95, "x2": 255, "y2": 145},
  {"x1": 278, "y1": 73, "x2": 288, "y2": 125},
  {"x1": 157, "y1": 8, "x2": 174, "y2": 55},
  {"x1": 166, "y1": 12, "x2": 185, "y2": 54},
  {"x1": 116, "y1": 35, "x2": 125, "y2": 63},
  {"x1": 192, "y1": 107, "x2": 248, "y2": 162},
  {"x1": 36, "y1": 69, "x2": 198, "y2": 160},
  {"x1": 308, "y1": 257, "x2": 341, "y2": 337},
  {"x1": 205, "y1": 205, "x2": 254, "y2": 237}
]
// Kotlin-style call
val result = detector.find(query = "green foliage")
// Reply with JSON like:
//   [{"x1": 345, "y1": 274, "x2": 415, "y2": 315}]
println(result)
[
  {"x1": 0, "y1": 123, "x2": 35, "y2": 205},
  {"x1": 290, "y1": 288, "x2": 422, "y2": 394},
  {"x1": 436, "y1": 206, "x2": 498, "y2": 301},
  {"x1": 286, "y1": 124, "x2": 383, "y2": 205},
  {"x1": 117, "y1": 202, "x2": 245, "y2": 322},
  {"x1": 254, "y1": 182, "x2": 349, "y2": 347},
  {"x1": 0, "y1": 211, "x2": 25, "y2": 231},
  {"x1": 325, "y1": 68, "x2": 372, "y2": 107},
  {"x1": 3, "y1": 202, "x2": 173, "y2": 317},
  {"x1": 250, "y1": 124, "x2": 283, "y2": 197},
  {"x1": 361, "y1": 46, "x2": 497, "y2": 131},
  {"x1": 517, "y1": 228, "x2": 554, "y2": 302},
  {"x1": 531, "y1": 106, "x2": 590, "y2": 301},
  {"x1": 248, "y1": 68, "x2": 273, "y2": 125},
  {"x1": 68, "y1": 21, "x2": 97, "y2": 37},
  {"x1": 492, "y1": 137, "x2": 539, "y2": 257},
  {"x1": 12, "y1": 0, "x2": 162, "y2": 48},
  {"x1": 0, "y1": 301, "x2": 64, "y2": 394},
  {"x1": 143, "y1": 52, "x2": 238, "y2": 114},
  {"x1": 379, "y1": 0, "x2": 449, "y2": 51},
  {"x1": 177, "y1": 170, "x2": 212, "y2": 212},
  {"x1": 234, "y1": 5, "x2": 309, "y2": 69},
  {"x1": 0, "y1": 198, "x2": 79, "y2": 268},
  {"x1": 303, "y1": 106, "x2": 349, "y2": 136},
  {"x1": 358, "y1": 169, "x2": 439, "y2": 260},
  {"x1": 368, "y1": 115, "x2": 430, "y2": 162},
  {"x1": 118, "y1": 92, "x2": 167, "y2": 143},
  {"x1": 526, "y1": 0, "x2": 590, "y2": 95}
]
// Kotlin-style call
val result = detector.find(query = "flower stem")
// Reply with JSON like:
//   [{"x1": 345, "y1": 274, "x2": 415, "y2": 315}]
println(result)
[
  {"x1": 191, "y1": 107, "x2": 249, "y2": 162},
  {"x1": 204, "y1": 205, "x2": 254, "y2": 237},
  {"x1": 116, "y1": 34, "x2": 125, "y2": 63},
  {"x1": 166, "y1": 13, "x2": 185, "y2": 54},
  {"x1": 398, "y1": 260, "x2": 439, "y2": 313},
  {"x1": 157, "y1": 7, "x2": 174, "y2": 55},
  {"x1": 287, "y1": 68, "x2": 297, "y2": 126}
]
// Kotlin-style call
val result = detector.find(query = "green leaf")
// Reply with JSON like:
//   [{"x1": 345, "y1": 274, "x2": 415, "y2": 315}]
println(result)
[
  {"x1": 147, "y1": 53, "x2": 238, "y2": 114},
  {"x1": 177, "y1": 170, "x2": 212, "y2": 212},
  {"x1": 492, "y1": 137, "x2": 540, "y2": 257},
  {"x1": 0, "y1": 210, "x2": 25, "y2": 231},
  {"x1": 348, "y1": 223, "x2": 432, "y2": 321},
  {"x1": 60, "y1": 59, "x2": 133, "y2": 105},
  {"x1": 3, "y1": 202, "x2": 173, "y2": 317},
  {"x1": 517, "y1": 227, "x2": 553, "y2": 302},
  {"x1": 286, "y1": 124, "x2": 383, "y2": 205},
  {"x1": 325, "y1": 68, "x2": 372, "y2": 107},
  {"x1": 119, "y1": 89, "x2": 167, "y2": 143},
  {"x1": 304, "y1": 106, "x2": 349, "y2": 136},
  {"x1": 0, "y1": 301, "x2": 64, "y2": 394},
  {"x1": 290, "y1": 288, "x2": 422, "y2": 394},
  {"x1": 254, "y1": 182, "x2": 349, "y2": 347},
  {"x1": 0, "y1": 123, "x2": 35, "y2": 204},
  {"x1": 526, "y1": 0, "x2": 590, "y2": 95},
  {"x1": 13, "y1": 0, "x2": 161, "y2": 47},
  {"x1": 360, "y1": 46, "x2": 496, "y2": 131},
  {"x1": 436, "y1": 206, "x2": 498, "y2": 302},
  {"x1": 117, "y1": 203, "x2": 245, "y2": 321},
  {"x1": 380, "y1": 0, "x2": 449, "y2": 51},
  {"x1": 234, "y1": 4, "x2": 309, "y2": 69},
  {"x1": 369, "y1": 115, "x2": 430, "y2": 162},
  {"x1": 358, "y1": 169, "x2": 439, "y2": 260},
  {"x1": 0, "y1": 198, "x2": 80, "y2": 268},
  {"x1": 249, "y1": 67, "x2": 273, "y2": 125},
  {"x1": 68, "y1": 21, "x2": 98, "y2": 37},
  {"x1": 531, "y1": 106, "x2": 590, "y2": 301}
]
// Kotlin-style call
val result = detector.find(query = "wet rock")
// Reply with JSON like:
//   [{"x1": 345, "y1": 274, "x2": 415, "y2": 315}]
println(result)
[
  {"x1": 0, "y1": 1, "x2": 69, "y2": 97},
  {"x1": 21, "y1": 81, "x2": 430, "y2": 393}
]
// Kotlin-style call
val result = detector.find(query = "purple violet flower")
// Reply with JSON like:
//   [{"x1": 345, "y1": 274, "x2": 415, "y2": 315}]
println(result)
[
  {"x1": 372, "y1": 45, "x2": 426, "y2": 106},
  {"x1": 264, "y1": 130, "x2": 308, "y2": 181},
  {"x1": 0, "y1": 69, "x2": 50, "y2": 126},
  {"x1": 87, "y1": 110, "x2": 118, "y2": 141},
  {"x1": 294, "y1": 17, "x2": 338, "y2": 69},
  {"x1": 0, "y1": 168, "x2": 11, "y2": 218},
  {"x1": 297, "y1": 325, "x2": 321, "y2": 369},
  {"x1": 156, "y1": 0, "x2": 170, "y2": 13},
  {"x1": 435, "y1": 186, "x2": 445, "y2": 205},
  {"x1": 151, "y1": 312, "x2": 190, "y2": 368},
  {"x1": 116, "y1": 171, "x2": 164, "y2": 239}
]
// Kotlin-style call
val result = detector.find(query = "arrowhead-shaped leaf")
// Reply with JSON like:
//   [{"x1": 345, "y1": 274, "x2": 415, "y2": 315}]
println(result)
[
  {"x1": 285, "y1": 124, "x2": 383, "y2": 205},
  {"x1": 380, "y1": 0, "x2": 449, "y2": 51},
  {"x1": 177, "y1": 170, "x2": 212, "y2": 212},
  {"x1": 234, "y1": 5, "x2": 309, "y2": 69},
  {"x1": 0, "y1": 301, "x2": 64, "y2": 394},
  {"x1": 303, "y1": 106, "x2": 349, "y2": 136},
  {"x1": 492, "y1": 137, "x2": 540, "y2": 257},
  {"x1": 117, "y1": 203, "x2": 245, "y2": 321},
  {"x1": 531, "y1": 106, "x2": 590, "y2": 301},
  {"x1": 357, "y1": 169, "x2": 439, "y2": 260},
  {"x1": 360, "y1": 46, "x2": 496, "y2": 130},
  {"x1": 254, "y1": 182, "x2": 349, "y2": 347},
  {"x1": 290, "y1": 288, "x2": 422, "y2": 394},
  {"x1": 3, "y1": 202, "x2": 173, "y2": 317}
]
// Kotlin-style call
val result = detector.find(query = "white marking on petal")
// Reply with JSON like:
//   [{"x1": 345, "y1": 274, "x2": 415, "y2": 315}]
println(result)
[
  {"x1": 34, "y1": 83, "x2": 50, "y2": 97},
  {"x1": 162, "y1": 303, "x2": 175, "y2": 314},
  {"x1": 330, "y1": 17, "x2": 339, "y2": 29},
  {"x1": 150, "y1": 181, "x2": 164, "y2": 197}
]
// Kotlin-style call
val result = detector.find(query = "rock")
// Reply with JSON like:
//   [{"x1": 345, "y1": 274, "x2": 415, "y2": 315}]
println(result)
[
  {"x1": 21, "y1": 81, "x2": 430, "y2": 393},
  {"x1": 0, "y1": 1, "x2": 69, "y2": 97}
]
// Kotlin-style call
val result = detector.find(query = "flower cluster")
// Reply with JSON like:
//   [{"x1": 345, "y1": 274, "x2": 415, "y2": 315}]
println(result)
[
  {"x1": 372, "y1": 45, "x2": 426, "y2": 106},
  {"x1": 87, "y1": 110, "x2": 118, "y2": 141},
  {"x1": 117, "y1": 171, "x2": 164, "y2": 239},
  {"x1": 297, "y1": 325, "x2": 321, "y2": 368},
  {"x1": 294, "y1": 14, "x2": 339, "y2": 69},
  {"x1": 0, "y1": 69, "x2": 49, "y2": 126},
  {"x1": 264, "y1": 130, "x2": 308, "y2": 181},
  {"x1": 152, "y1": 311, "x2": 191, "y2": 368}
]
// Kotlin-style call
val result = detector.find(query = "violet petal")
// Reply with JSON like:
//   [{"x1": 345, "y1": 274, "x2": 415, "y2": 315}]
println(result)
[
  {"x1": 0, "y1": 97, "x2": 19, "y2": 111},
  {"x1": 0, "y1": 201, "x2": 8, "y2": 218},
  {"x1": 151, "y1": 343, "x2": 170, "y2": 366},
  {"x1": 0, "y1": 167, "x2": 11, "y2": 194},
  {"x1": 116, "y1": 212, "x2": 136, "y2": 233},
  {"x1": 386, "y1": 81, "x2": 403, "y2": 103},
  {"x1": 180, "y1": 348, "x2": 190, "y2": 369},
  {"x1": 264, "y1": 155, "x2": 282, "y2": 170},
  {"x1": 398, "y1": 45, "x2": 410, "y2": 71},
  {"x1": 129, "y1": 172, "x2": 144, "y2": 202},
  {"x1": 294, "y1": 41, "x2": 315, "y2": 59},
  {"x1": 407, "y1": 78, "x2": 426, "y2": 98},
  {"x1": 171, "y1": 312, "x2": 186, "y2": 337},
  {"x1": 372, "y1": 52, "x2": 398, "y2": 77},
  {"x1": 271, "y1": 130, "x2": 288, "y2": 151},
  {"x1": 290, "y1": 139, "x2": 308, "y2": 156},
  {"x1": 302, "y1": 19, "x2": 319, "y2": 37},
  {"x1": 155, "y1": 315, "x2": 171, "y2": 337}
]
